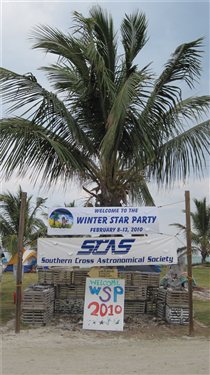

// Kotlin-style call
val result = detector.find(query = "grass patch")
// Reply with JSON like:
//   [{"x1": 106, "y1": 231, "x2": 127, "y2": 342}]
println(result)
[
  {"x1": 193, "y1": 299, "x2": 210, "y2": 328},
  {"x1": 192, "y1": 266, "x2": 210, "y2": 288},
  {"x1": 0, "y1": 272, "x2": 38, "y2": 325}
]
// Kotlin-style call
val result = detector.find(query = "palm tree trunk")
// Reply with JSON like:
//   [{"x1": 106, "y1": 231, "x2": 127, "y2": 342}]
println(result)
[{"x1": 201, "y1": 247, "x2": 207, "y2": 263}]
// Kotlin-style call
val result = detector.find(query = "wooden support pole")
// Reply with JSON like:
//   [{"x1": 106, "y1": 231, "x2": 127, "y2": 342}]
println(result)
[
  {"x1": 185, "y1": 190, "x2": 194, "y2": 335},
  {"x1": 15, "y1": 191, "x2": 27, "y2": 334}
]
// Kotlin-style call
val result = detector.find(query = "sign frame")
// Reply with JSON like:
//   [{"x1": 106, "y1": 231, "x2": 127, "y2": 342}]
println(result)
[
  {"x1": 47, "y1": 206, "x2": 159, "y2": 236},
  {"x1": 37, "y1": 235, "x2": 177, "y2": 268},
  {"x1": 83, "y1": 278, "x2": 125, "y2": 331}
]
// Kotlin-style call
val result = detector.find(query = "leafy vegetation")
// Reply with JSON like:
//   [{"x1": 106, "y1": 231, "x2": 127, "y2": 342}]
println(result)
[
  {"x1": 172, "y1": 198, "x2": 210, "y2": 262},
  {"x1": 0, "y1": 186, "x2": 47, "y2": 255},
  {"x1": 0, "y1": 6, "x2": 209, "y2": 206}
]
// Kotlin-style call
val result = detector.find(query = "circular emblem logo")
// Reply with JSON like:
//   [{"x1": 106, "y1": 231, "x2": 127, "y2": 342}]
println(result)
[{"x1": 48, "y1": 208, "x2": 73, "y2": 229}]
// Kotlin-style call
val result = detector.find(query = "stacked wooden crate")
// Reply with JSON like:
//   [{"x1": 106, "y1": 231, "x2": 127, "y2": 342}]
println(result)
[
  {"x1": 54, "y1": 269, "x2": 87, "y2": 314},
  {"x1": 38, "y1": 268, "x2": 71, "y2": 285},
  {"x1": 156, "y1": 287, "x2": 167, "y2": 319},
  {"x1": 54, "y1": 269, "x2": 160, "y2": 317},
  {"x1": 132, "y1": 272, "x2": 160, "y2": 288},
  {"x1": 55, "y1": 285, "x2": 85, "y2": 314},
  {"x1": 165, "y1": 288, "x2": 189, "y2": 325},
  {"x1": 36, "y1": 269, "x2": 161, "y2": 318},
  {"x1": 118, "y1": 271, "x2": 133, "y2": 285},
  {"x1": 119, "y1": 271, "x2": 160, "y2": 316},
  {"x1": 21, "y1": 285, "x2": 54, "y2": 325},
  {"x1": 71, "y1": 269, "x2": 89, "y2": 285},
  {"x1": 38, "y1": 269, "x2": 54, "y2": 284},
  {"x1": 124, "y1": 286, "x2": 147, "y2": 315},
  {"x1": 125, "y1": 286, "x2": 147, "y2": 300},
  {"x1": 53, "y1": 269, "x2": 72, "y2": 285},
  {"x1": 146, "y1": 286, "x2": 159, "y2": 314},
  {"x1": 37, "y1": 268, "x2": 87, "y2": 314},
  {"x1": 156, "y1": 287, "x2": 189, "y2": 324}
]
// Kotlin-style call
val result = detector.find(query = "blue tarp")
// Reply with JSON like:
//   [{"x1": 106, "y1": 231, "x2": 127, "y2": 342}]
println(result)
[
  {"x1": 117, "y1": 265, "x2": 161, "y2": 272},
  {"x1": 4, "y1": 264, "x2": 34, "y2": 273}
]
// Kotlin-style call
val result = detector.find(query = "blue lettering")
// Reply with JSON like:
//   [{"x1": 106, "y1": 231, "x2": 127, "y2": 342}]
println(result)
[
  {"x1": 114, "y1": 239, "x2": 135, "y2": 254},
  {"x1": 77, "y1": 239, "x2": 135, "y2": 255},
  {"x1": 92, "y1": 240, "x2": 110, "y2": 254},
  {"x1": 77, "y1": 216, "x2": 108, "y2": 224},
  {"x1": 78, "y1": 239, "x2": 96, "y2": 254},
  {"x1": 89, "y1": 286, "x2": 101, "y2": 295},
  {"x1": 99, "y1": 286, "x2": 111, "y2": 302},
  {"x1": 114, "y1": 286, "x2": 124, "y2": 303},
  {"x1": 99, "y1": 239, "x2": 115, "y2": 254},
  {"x1": 77, "y1": 217, "x2": 85, "y2": 224}
]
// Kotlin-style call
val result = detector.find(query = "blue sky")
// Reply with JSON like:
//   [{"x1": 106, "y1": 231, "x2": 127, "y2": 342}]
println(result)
[{"x1": 1, "y1": 0, "x2": 210, "y2": 236}]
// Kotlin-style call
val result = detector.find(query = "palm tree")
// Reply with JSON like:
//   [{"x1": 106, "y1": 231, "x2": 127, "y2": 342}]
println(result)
[
  {"x1": 0, "y1": 187, "x2": 47, "y2": 255},
  {"x1": 171, "y1": 198, "x2": 210, "y2": 263},
  {"x1": 0, "y1": 7, "x2": 209, "y2": 206}
]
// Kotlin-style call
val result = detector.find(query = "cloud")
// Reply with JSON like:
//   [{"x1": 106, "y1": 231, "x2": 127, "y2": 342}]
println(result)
[{"x1": 2, "y1": 1, "x2": 209, "y2": 94}]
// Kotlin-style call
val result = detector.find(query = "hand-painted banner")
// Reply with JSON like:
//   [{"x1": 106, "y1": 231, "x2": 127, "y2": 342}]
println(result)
[
  {"x1": 47, "y1": 206, "x2": 159, "y2": 235},
  {"x1": 83, "y1": 278, "x2": 125, "y2": 331},
  {"x1": 37, "y1": 235, "x2": 177, "y2": 268}
]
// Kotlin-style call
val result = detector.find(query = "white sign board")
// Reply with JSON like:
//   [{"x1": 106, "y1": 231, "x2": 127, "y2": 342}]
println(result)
[
  {"x1": 47, "y1": 206, "x2": 159, "y2": 235},
  {"x1": 83, "y1": 278, "x2": 125, "y2": 331},
  {"x1": 37, "y1": 235, "x2": 177, "y2": 267}
]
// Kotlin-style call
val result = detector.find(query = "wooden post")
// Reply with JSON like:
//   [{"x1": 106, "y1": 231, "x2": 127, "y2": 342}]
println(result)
[
  {"x1": 15, "y1": 191, "x2": 27, "y2": 333},
  {"x1": 185, "y1": 190, "x2": 194, "y2": 335}
]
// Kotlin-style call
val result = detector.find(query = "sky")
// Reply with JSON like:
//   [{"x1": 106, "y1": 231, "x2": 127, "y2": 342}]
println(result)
[{"x1": 0, "y1": 0, "x2": 209, "y2": 238}]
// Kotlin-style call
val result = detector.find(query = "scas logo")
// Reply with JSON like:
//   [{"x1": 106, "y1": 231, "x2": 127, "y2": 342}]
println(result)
[{"x1": 77, "y1": 239, "x2": 135, "y2": 255}]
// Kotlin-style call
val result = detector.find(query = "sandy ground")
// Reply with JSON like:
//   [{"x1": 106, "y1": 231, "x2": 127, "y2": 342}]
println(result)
[{"x1": 1, "y1": 317, "x2": 210, "y2": 375}]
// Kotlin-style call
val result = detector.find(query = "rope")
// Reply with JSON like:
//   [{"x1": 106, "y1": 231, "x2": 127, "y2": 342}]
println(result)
[
  {"x1": 157, "y1": 200, "x2": 184, "y2": 208},
  {"x1": 145, "y1": 228, "x2": 176, "y2": 237}
]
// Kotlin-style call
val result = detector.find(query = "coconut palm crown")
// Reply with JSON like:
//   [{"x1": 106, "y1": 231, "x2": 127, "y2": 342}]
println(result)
[
  {"x1": 0, "y1": 7, "x2": 209, "y2": 206},
  {"x1": 0, "y1": 187, "x2": 47, "y2": 255},
  {"x1": 172, "y1": 198, "x2": 210, "y2": 263}
]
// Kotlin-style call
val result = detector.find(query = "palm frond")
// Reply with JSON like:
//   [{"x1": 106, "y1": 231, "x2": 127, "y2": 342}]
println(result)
[
  {"x1": 177, "y1": 246, "x2": 199, "y2": 256},
  {"x1": 31, "y1": 25, "x2": 90, "y2": 81},
  {"x1": 149, "y1": 120, "x2": 210, "y2": 186},
  {"x1": 41, "y1": 64, "x2": 84, "y2": 95},
  {"x1": 28, "y1": 197, "x2": 48, "y2": 223},
  {"x1": 0, "y1": 68, "x2": 43, "y2": 114},
  {"x1": 160, "y1": 96, "x2": 210, "y2": 140},
  {"x1": 0, "y1": 187, "x2": 47, "y2": 254},
  {"x1": 191, "y1": 198, "x2": 210, "y2": 236},
  {"x1": 0, "y1": 68, "x2": 93, "y2": 150},
  {"x1": 160, "y1": 38, "x2": 203, "y2": 87},
  {"x1": 1, "y1": 234, "x2": 18, "y2": 256},
  {"x1": 90, "y1": 6, "x2": 117, "y2": 79},
  {"x1": 85, "y1": 39, "x2": 115, "y2": 99},
  {"x1": 141, "y1": 38, "x2": 204, "y2": 126},
  {"x1": 129, "y1": 177, "x2": 155, "y2": 206},
  {"x1": 0, "y1": 118, "x2": 89, "y2": 185},
  {"x1": 0, "y1": 214, "x2": 16, "y2": 236},
  {"x1": 101, "y1": 71, "x2": 147, "y2": 160},
  {"x1": 121, "y1": 12, "x2": 148, "y2": 73}
]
